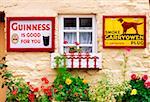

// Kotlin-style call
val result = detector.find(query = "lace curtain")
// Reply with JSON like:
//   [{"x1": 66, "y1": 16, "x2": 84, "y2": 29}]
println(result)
[
  {"x1": 79, "y1": 32, "x2": 92, "y2": 44},
  {"x1": 64, "y1": 32, "x2": 92, "y2": 44},
  {"x1": 64, "y1": 32, "x2": 92, "y2": 53}
]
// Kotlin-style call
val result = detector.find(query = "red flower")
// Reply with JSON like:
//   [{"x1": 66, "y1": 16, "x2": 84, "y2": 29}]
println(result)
[
  {"x1": 43, "y1": 88, "x2": 49, "y2": 93},
  {"x1": 47, "y1": 86, "x2": 51, "y2": 90},
  {"x1": 41, "y1": 77, "x2": 49, "y2": 84},
  {"x1": 144, "y1": 79, "x2": 150, "y2": 88},
  {"x1": 131, "y1": 73, "x2": 137, "y2": 80},
  {"x1": 74, "y1": 42, "x2": 80, "y2": 45},
  {"x1": 45, "y1": 79, "x2": 49, "y2": 84},
  {"x1": 27, "y1": 82, "x2": 30, "y2": 85},
  {"x1": 142, "y1": 74, "x2": 148, "y2": 81},
  {"x1": 54, "y1": 88, "x2": 58, "y2": 93},
  {"x1": 12, "y1": 89, "x2": 17, "y2": 95},
  {"x1": 34, "y1": 87, "x2": 39, "y2": 92},
  {"x1": 41, "y1": 77, "x2": 47, "y2": 81},
  {"x1": 47, "y1": 91, "x2": 52, "y2": 96},
  {"x1": 28, "y1": 93, "x2": 35, "y2": 102},
  {"x1": 64, "y1": 40, "x2": 68, "y2": 44}
]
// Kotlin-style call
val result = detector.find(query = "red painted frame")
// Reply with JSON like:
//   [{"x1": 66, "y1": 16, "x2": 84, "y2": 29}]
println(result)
[
  {"x1": 7, "y1": 17, "x2": 55, "y2": 52},
  {"x1": 103, "y1": 15, "x2": 146, "y2": 48}
]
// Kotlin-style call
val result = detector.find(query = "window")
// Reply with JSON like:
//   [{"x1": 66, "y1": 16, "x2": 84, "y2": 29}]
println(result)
[{"x1": 59, "y1": 15, "x2": 96, "y2": 53}]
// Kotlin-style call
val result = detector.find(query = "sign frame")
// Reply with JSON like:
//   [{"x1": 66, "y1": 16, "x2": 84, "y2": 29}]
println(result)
[
  {"x1": 103, "y1": 15, "x2": 146, "y2": 48},
  {"x1": 7, "y1": 17, "x2": 55, "y2": 52}
]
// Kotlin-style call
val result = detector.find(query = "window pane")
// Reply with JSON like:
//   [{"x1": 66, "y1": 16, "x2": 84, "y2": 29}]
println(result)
[
  {"x1": 80, "y1": 47, "x2": 92, "y2": 53},
  {"x1": 79, "y1": 32, "x2": 92, "y2": 44},
  {"x1": 64, "y1": 18, "x2": 76, "y2": 30},
  {"x1": 79, "y1": 18, "x2": 92, "y2": 30},
  {"x1": 64, "y1": 32, "x2": 77, "y2": 44}
]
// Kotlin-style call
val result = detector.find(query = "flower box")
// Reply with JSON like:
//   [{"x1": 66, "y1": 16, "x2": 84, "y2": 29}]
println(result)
[{"x1": 51, "y1": 53, "x2": 102, "y2": 69}]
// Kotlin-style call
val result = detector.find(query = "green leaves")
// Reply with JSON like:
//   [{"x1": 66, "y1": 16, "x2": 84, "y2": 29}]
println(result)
[
  {"x1": 6, "y1": 78, "x2": 30, "y2": 102},
  {"x1": 53, "y1": 69, "x2": 90, "y2": 101},
  {"x1": 0, "y1": 64, "x2": 13, "y2": 89},
  {"x1": 120, "y1": 75, "x2": 150, "y2": 102},
  {"x1": 38, "y1": 95, "x2": 50, "y2": 102},
  {"x1": 3, "y1": 71, "x2": 13, "y2": 78},
  {"x1": 54, "y1": 55, "x2": 66, "y2": 69},
  {"x1": 18, "y1": 87, "x2": 22, "y2": 93}
]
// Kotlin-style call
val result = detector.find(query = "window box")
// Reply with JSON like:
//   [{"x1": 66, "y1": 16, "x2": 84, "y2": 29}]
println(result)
[{"x1": 51, "y1": 53, "x2": 102, "y2": 69}]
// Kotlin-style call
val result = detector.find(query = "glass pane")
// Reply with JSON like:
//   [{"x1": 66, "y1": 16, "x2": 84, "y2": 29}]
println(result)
[
  {"x1": 79, "y1": 32, "x2": 92, "y2": 44},
  {"x1": 80, "y1": 47, "x2": 92, "y2": 53},
  {"x1": 64, "y1": 18, "x2": 76, "y2": 30},
  {"x1": 64, "y1": 32, "x2": 77, "y2": 44},
  {"x1": 79, "y1": 18, "x2": 92, "y2": 30}
]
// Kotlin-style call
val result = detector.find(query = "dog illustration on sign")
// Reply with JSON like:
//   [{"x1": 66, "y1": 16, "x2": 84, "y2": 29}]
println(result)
[{"x1": 118, "y1": 18, "x2": 143, "y2": 34}]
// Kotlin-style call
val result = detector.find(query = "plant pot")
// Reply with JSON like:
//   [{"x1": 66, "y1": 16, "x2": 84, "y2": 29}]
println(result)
[{"x1": 69, "y1": 50, "x2": 76, "y2": 53}]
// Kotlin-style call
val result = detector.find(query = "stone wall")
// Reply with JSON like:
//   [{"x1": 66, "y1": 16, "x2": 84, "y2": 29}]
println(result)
[{"x1": 0, "y1": 0, "x2": 149, "y2": 86}]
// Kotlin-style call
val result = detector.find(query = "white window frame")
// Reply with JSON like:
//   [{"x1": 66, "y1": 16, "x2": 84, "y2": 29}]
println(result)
[{"x1": 59, "y1": 15, "x2": 97, "y2": 54}]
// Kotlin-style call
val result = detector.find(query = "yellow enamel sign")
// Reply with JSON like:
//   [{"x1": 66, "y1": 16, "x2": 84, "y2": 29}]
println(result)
[{"x1": 103, "y1": 16, "x2": 146, "y2": 48}]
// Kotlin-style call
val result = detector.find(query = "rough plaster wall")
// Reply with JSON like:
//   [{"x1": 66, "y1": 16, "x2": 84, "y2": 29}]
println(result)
[{"x1": 0, "y1": 0, "x2": 149, "y2": 86}]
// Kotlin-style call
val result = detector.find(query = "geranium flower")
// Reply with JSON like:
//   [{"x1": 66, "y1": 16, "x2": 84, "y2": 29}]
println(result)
[
  {"x1": 142, "y1": 74, "x2": 148, "y2": 81},
  {"x1": 12, "y1": 89, "x2": 17, "y2": 95},
  {"x1": 144, "y1": 79, "x2": 150, "y2": 88},
  {"x1": 43, "y1": 88, "x2": 49, "y2": 93},
  {"x1": 74, "y1": 42, "x2": 80, "y2": 46},
  {"x1": 64, "y1": 40, "x2": 68, "y2": 44},
  {"x1": 45, "y1": 79, "x2": 49, "y2": 84},
  {"x1": 47, "y1": 86, "x2": 51, "y2": 90},
  {"x1": 82, "y1": 79, "x2": 88, "y2": 84},
  {"x1": 130, "y1": 89, "x2": 137, "y2": 95},
  {"x1": 131, "y1": 73, "x2": 137, "y2": 80},
  {"x1": 65, "y1": 78, "x2": 72, "y2": 85},
  {"x1": 41, "y1": 77, "x2": 47, "y2": 81},
  {"x1": 33, "y1": 87, "x2": 39, "y2": 92},
  {"x1": 47, "y1": 91, "x2": 52, "y2": 96},
  {"x1": 28, "y1": 93, "x2": 35, "y2": 102},
  {"x1": 41, "y1": 77, "x2": 49, "y2": 84}
]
